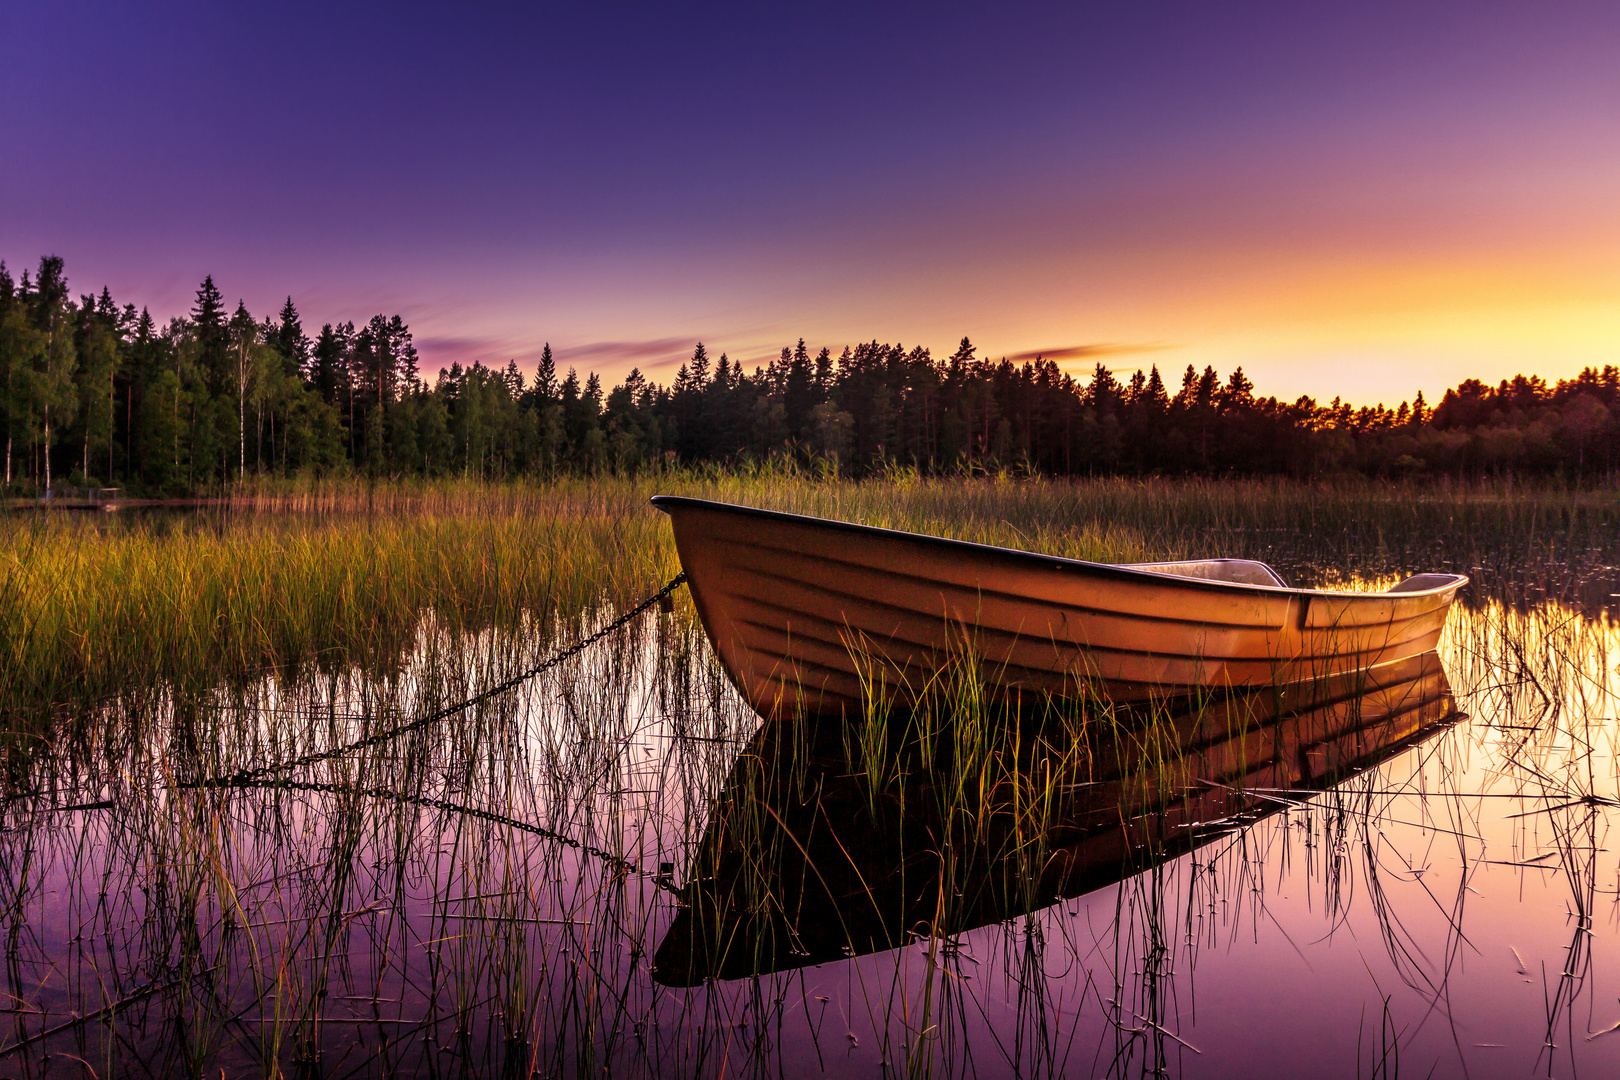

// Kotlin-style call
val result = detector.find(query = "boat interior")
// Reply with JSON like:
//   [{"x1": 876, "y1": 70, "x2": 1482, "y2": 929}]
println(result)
[
  {"x1": 1125, "y1": 558, "x2": 1288, "y2": 587},
  {"x1": 1126, "y1": 559, "x2": 1466, "y2": 595}
]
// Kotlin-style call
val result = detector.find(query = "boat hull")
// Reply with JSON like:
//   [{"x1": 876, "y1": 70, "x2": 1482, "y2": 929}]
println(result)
[{"x1": 652, "y1": 496, "x2": 1466, "y2": 717}]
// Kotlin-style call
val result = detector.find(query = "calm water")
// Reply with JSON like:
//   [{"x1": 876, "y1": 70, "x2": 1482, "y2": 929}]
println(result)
[{"x1": 4, "y1": 567, "x2": 1619, "y2": 1076}]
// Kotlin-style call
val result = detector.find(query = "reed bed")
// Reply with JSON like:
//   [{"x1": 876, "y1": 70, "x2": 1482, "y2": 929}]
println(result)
[
  {"x1": 1, "y1": 472, "x2": 1618, "y2": 1076},
  {"x1": 6, "y1": 470, "x2": 1617, "y2": 738}
]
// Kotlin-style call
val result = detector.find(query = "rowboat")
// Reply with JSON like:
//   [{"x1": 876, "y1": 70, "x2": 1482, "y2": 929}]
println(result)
[
  {"x1": 653, "y1": 650, "x2": 1458, "y2": 984},
  {"x1": 652, "y1": 496, "x2": 1466, "y2": 717}
]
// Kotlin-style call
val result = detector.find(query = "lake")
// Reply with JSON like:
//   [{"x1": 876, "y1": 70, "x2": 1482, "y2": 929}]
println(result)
[{"x1": 2, "y1": 481, "x2": 1617, "y2": 1077}]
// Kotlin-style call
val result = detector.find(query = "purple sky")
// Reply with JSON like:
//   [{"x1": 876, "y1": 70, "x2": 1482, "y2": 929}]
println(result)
[{"x1": 4, "y1": 2, "x2": 1617, "y2": 404}]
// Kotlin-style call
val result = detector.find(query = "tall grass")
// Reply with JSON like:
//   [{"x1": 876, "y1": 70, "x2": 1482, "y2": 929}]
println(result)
[
  {"x1": 0, "y1": 469, "x2": 1617, "y2": 1075},
  {"x1": 7, "y1": 469, "x2": 1616, "y2": 742},
  {"x1": 0, "y1": 494, "x2": 670, "y2": 736}
]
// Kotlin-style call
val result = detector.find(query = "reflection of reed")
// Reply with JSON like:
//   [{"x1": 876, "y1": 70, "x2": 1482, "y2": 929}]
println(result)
[
  {"x1": 1457, "y1": 600, "x2": 1620, "y2": 1076},
  {"x1": 655, "y1": 652, "x2": 1458, "y2": 985},
  {"x1": 0, "y1": 590, "x2": 1614, "y2": 1077}
]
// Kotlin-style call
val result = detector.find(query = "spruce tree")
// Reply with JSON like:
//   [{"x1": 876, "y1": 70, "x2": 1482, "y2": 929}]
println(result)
[
  {"x1": 30, "y1": 257, "x2": 75, "y2": 492},
  {"x1": 191, "y1": 275, "x2": 229, "y2": 391},
  {"x1": 947, "y1": 336, "x2": 976, "y2": 375},
  {"x1": 1174, "y1": 364, "x2": 1198, "y2": 409},
  {"x1": 229, "y1": 301, "x2": 259, "y2": 479},
  {"x1": 393, "y1": 317, "x2": 418, "y2": 388},
  {"x1": 814, "y1": 347, "x2": 833, "y2": 395},
  {"x1": 785, "y1": 338, "x2": 813, "y2": 436},
  {"x1": 1143, "y1": 365, "x2": 1169, "y2": 410},
  {"x1": 310, "y1": 323, "x2": 352, "y2": 406},
  {"x1": 0, "y1": 261, "x2": 38, "y2": 486},
  {"x1": 688, "y1": 342, "x2": 710, "y2": 386},
  {"x1": 1221, "y1": 366, "x2": 1254, "y2": 411},
  {"x1": 1195, "y1": 366, "x2": 1221, "y2": 409},
  {"x1": 271, "y1": 297, "x2": 309, "y2": 378},
  {"x1": 532, "y1": 343, "x2": 556, "y2": 404},
  {"x1": 74, "y1": 294, "x2": 119, "y2": 483}
]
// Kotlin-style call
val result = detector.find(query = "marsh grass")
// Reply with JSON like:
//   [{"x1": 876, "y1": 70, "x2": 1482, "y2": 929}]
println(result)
[
  {"x1": 7, "y1": 469, "x2": 1617, "y2": 749},
  {"x1": 1, "y1": 473, "x2": 1618, "y2": 1076}
]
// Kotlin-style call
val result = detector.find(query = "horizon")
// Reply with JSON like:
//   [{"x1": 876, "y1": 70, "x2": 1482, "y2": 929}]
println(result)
[
  {"x1": 4, "y1": 3, "x2": 1616, "y2": 405},
  {"x1": 4, "y1": 251, "x2": 1606, "y2": 416}
]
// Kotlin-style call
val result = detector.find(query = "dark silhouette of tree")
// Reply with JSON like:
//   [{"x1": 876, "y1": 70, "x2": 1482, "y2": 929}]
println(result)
[{"x1": 4, "y1": 250, "x2": 1616, "y2": 493}]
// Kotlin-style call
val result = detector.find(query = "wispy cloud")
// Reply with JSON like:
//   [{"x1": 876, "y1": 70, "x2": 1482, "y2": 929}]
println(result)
[
  {"x1": 1006, "y1": 342, "x2": 1179, "y2": 364},
  {"x1": 416, "y1": 335, "x2": 499, "y2": 356},
  {"x1": 414, "y1": 335, "x2": 702, "y2": 377},
  {"x1": 558, "y1": 338, "x2": 696, "y2": 367},
  {"x1": 415, "y1": 335, "x2": 510, "y2": 369}
]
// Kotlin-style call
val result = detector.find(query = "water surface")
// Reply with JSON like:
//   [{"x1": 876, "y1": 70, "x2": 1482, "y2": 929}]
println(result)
[{"x1": 3, "y1": 544, "x2": 1618, "y2": 1077}]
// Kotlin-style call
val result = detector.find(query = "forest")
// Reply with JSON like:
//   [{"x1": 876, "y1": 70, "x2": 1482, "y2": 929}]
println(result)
[{"x1": 1, "y1": 254, "x2": 1615, "y2": 494}]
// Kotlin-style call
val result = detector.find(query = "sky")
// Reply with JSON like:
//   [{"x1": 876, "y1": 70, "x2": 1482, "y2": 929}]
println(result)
[{"x1": 3, "y1": 1, "x2": 1617, "y2": 406}]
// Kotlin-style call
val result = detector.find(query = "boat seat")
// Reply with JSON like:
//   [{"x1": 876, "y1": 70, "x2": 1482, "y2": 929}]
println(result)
[
  {"x1": 1124, "y1": 558, "x2": 1287, "y2": 587},
  {"x1": 1387, "y1": 573, "x2": 1462, "y2": 593}
]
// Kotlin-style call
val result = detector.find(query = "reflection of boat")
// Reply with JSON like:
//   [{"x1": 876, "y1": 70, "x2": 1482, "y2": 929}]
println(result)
[
  {"x1": 652, "y1": 496, "x2": 1466, "y2": 717},
  {"x1": 652, "y1": 652, "x2": 1457, "y2": 986}
]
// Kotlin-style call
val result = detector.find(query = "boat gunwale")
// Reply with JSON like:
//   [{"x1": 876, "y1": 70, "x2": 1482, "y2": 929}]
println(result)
[{"x1": 650, "y1": 495, "x2": 1469, "y2": 600}]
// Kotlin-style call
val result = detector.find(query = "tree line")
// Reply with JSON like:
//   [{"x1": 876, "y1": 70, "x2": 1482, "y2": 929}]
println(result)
[{"x1": 1, "y1": 254, "x2": 1616, "y2": 494}]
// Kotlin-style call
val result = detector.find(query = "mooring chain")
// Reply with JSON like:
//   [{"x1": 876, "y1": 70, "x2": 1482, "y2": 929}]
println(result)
[{"x1": 189, "y1": 571, "x2": 688, "y2": 791}]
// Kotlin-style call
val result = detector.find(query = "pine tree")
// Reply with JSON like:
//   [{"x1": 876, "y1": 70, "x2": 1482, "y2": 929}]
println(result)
[
  {"x1": 1143, "y1": 365, "x2": 1169, "y2": 410},
  {"x1": 386, "y1": 315, "x2": 415, "y2": 394},
  {"x1": 532, "y1": 343, "x2": 556, "y2": 404},
  {"x1": 0, "y1": 261, "x2": 41, "y2": 486},
  {"x1": 1087, "y1": 363, "x2": 1122, "y2": 410},
  {"x1": 75, "y1": 292, "x2": 120, "y2": 483},
  {"x1": 396, "y1": 318, "x2": 419, "y2": 388},
  {"x1": 688, "y1": 343, "x2": 710, "y2": 387},
  {"x1": 1221, "y1": 366, "x2": 1254, "y2": 411},
  {"x1": 270, "y1": 297, "x2": 309, "y2": 378},
  {"x1": 30, "y1": 257, "x2": 75, "y2": 492},
  {"x1": 814, "y1": 347, "x2": 833, "y2": 395},
  {"x1": 785, "y1": 338, "x2": 813, "y2": 436},
  {"x1": 123, "y1": 306, "x2": 157, "y2": 480},
  {"x1": 229, "y1": 301, "x2": 259, "y2": 480},
  {"x1": 191, "y1": 275, "x2": 229, "y2": 392},
  {"x1": 1174, "y1": 364, "x2": 1198, "y2": 409},
  {"x1": 310, "y1": 322, "x2": 352, "y2": 406},
  {"x1": 947, "y1": 336, "x2": 976, "y2": 377},
  {"x1": 1195, "y1": 366, "x2": 1220, "y2": 410}
]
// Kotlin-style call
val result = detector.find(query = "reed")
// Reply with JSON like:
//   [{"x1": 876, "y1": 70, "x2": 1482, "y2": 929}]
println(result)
[
  {"x1": 7, "y1": 469, "x2": 1616, "y2": 741},
  {"x1": 0, "y1": 470, "x2": 1616, "y2": 1075}
]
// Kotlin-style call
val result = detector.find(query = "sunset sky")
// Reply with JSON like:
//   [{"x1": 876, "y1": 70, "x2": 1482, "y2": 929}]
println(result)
[{"x1": 4, "y1": 2, "x2": 1616, "y2": 406}]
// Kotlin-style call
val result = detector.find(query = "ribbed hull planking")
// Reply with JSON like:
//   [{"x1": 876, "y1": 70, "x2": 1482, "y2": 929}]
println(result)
[{"x1": 652, "y1": 495, "x2": 1467, "y2": 717}]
